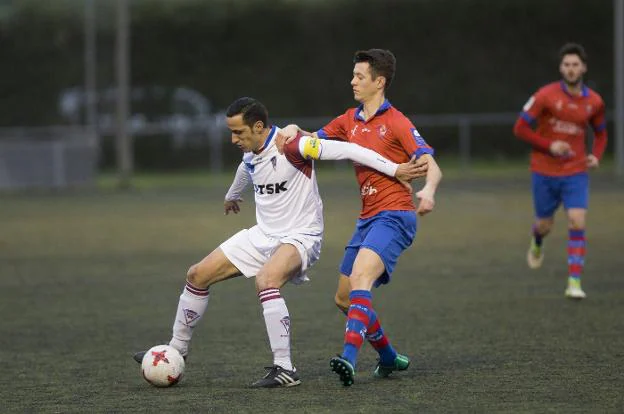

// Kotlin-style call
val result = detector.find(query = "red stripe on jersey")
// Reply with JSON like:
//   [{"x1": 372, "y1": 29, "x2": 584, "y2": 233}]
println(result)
[{"x1": 283, "y1": 133, "x2": 312, "y2": 178}]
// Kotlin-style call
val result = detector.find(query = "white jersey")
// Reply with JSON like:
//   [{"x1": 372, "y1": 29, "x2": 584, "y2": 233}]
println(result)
[
  {"x1": 224, "y1": 125, "x2": 405, "y2": 239},
  {"x1": 237, "y1": 126, "x2": 323, "y2": 238}
]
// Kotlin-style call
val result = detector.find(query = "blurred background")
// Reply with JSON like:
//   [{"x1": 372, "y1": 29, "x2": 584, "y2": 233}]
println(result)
[{"x1": 0, "y1": 0, "x2": 622, "y2": 189}]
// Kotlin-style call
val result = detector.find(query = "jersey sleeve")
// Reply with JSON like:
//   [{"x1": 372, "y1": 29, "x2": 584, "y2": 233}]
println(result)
[
  {"x1": 317, "y1": 112, "x2": 349, "y2": 141},
  {"x1": 513, "y1": 88, "x2": 552, "y2": 152},
  {"x1": 590, "y1": 99, "x2": 607, "y2": 134},
  {"x1": 224, "y1": 161, "x2": 252, "y2": 201},
  {"x1": 298, "y1": 135, "x2": 398, "y2": 177},
  {"x1": 283, "y1": 133, "x2": 306, "y2": 161},
  {"x1": 590, "y1": 99, "x2": 608, "y2": 159},
  {"x1": 283, "y1": 133, "x2": 313, "y2": 177},
  {"x1": 393, "y1": 116, "x2": 435, "y2": 159},
  {"x1": 519, "y1": 89, "x2": 547, "y2": 126}
]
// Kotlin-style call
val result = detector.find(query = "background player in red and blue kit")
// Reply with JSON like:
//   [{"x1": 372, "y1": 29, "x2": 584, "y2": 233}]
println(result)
[
  {"x1": 279, "y1": 49, "x2": 442, "y2": 386},
  {"x1": 513, "y1": 43, "x2": 608, "y2": 300}
]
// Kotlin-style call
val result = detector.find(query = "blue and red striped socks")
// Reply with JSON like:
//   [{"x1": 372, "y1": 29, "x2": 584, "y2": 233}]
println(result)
[
  {"x1": 568, "y1": 229, "x2": 586, "y2": 281},
  {"x1": 342, "y1": 290, "x2": 372, "y2": 367},
  {"x1": 366, "y1": 312, "x2": 397, "y2": 366}
]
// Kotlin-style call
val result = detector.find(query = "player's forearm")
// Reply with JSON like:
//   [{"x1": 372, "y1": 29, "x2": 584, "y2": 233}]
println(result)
[
  {"x1": 421, "y1": 154, "x2": 442, "y2": 193},
  {"x1": 592, "y1": 130, "x2": 608, "y2": 160},
  {"x1": 513, "y1": 118, "x2": 552, "y2": 153},
  {"x1": 300, "y1": 136, "x2": 397, "y2": 177},
  {"x1": 224, "y1": 162, "x2": 251, "y2": 201},
  {"x1": 284, "y1": 124, "x2": 316, "y2": 138}
]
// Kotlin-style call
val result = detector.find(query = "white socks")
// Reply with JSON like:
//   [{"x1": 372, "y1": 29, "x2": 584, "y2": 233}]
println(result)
[
  {"x1": 258, "y1": 288, "x2": 293, "y2": 371},
  {"x1": 170, "y1": 281, "x2": 210, "y2": 356},
  {"x1": 169, "y1": 283, "x2": 292, "y2": 371}
]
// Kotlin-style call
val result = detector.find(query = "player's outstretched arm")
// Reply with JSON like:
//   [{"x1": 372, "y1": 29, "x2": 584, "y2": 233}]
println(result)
[
  {"x1": 276, "y1": 124, "x2": 317, "y2": 154},
  {"x1": 415, "y1": 154, "x2": 442, "y2": 216},
  {"x1": 224, "y1": 162, "x2": 251, "y2": 215},
  {"x1": 297, "y1": 136, "x2": 426, "y2": 192}
]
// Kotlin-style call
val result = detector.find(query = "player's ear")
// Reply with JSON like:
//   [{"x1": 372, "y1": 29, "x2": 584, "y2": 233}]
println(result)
[
  {"x1": 252, "y1": 120, "x2": 264, "y2": 134},
  {"x1": 376, "y1": 76, "x2": 386, "y2": 90}
]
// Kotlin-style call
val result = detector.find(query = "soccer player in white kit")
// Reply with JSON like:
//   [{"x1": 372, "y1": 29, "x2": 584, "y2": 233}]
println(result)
[{"x1": 133, "y1": 97, "x2": 427, "y2": 388}]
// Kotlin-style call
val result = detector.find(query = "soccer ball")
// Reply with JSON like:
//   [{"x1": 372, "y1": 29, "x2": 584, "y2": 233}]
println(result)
[{"x1": 141, "y1": 345, "x2": 185, "y2": 387}]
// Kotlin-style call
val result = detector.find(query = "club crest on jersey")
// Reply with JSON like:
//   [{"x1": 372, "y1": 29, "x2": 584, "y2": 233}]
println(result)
[
  {"x1": 411, "y1": 128, "x2": 427, "y2": 147},
  {"x1": 280, "y1": 316, "x2": 291, "y2": 334},
  {"x1": 378, "y1": 125, "x2": 387, "y2": 138},
  {"x1": 270, "y1": 156, "x2": 277, "y2": 170}
]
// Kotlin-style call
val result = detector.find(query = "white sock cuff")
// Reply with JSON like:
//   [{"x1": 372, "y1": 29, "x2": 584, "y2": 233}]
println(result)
[
  {"x1": 258, "y1": 288, "x2": 281, "y2": 305},
  {"x1": 183, "y1": 281, "x2": 209, "y2": 299}
]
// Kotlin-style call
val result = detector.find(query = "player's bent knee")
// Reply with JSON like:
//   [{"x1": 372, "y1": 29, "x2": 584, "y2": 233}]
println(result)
[
  {"x1": 567, "y1": 213, "x2": 585, "y2": 230},
  {"x1": 186, "y1": 264, "x2": 209, "y2": 288},
  {"x1": 255, "y1": 274, "x2": 281, "y2": 292},
  {"x1": 187, "y1": 262, "x2": 224, "y2": 289}
]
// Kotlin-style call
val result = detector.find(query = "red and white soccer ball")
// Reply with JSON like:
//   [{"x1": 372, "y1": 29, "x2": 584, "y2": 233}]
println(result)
[{"x1": 141, "y1": 345, "x2": 185, "y2": 387}]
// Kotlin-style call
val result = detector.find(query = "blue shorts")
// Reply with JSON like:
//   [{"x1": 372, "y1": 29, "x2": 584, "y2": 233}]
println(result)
[
  {"x1": 339, "y1": 210, "x2": 417, "y2": 287},
  {"x1": 531, "y1": 172, "x2": 589, "y2": 218}
]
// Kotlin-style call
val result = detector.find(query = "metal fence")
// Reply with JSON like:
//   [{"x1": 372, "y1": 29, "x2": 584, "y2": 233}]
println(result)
[
  {"x1": 0, "y1": 110, "x2": 615, "y2": 189},
  {"x1": 0, "y1": 127, "x2": 98, "y2": 190}
]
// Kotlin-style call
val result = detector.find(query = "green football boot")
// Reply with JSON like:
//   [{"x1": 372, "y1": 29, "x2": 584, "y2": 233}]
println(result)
[{"x1": 373, "y1": 353, "x2": 410, "y2": 378}]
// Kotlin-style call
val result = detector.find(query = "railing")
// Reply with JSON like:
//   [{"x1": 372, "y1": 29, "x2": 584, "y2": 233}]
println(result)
[
  {"x1": 0, "y1": 110, "x2": 615, "y2": 183},
  {"x1": 273, "y1": 112, "x2": 521, "y2": 171}
]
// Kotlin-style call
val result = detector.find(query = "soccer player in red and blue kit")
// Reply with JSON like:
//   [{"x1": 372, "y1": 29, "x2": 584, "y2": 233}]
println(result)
[
  {"x1": 279, "y1": 49, "x2": 442, "y2": 386},
  {"x1": 513, "y1": 43, "x2": 608, "y2": 300}
]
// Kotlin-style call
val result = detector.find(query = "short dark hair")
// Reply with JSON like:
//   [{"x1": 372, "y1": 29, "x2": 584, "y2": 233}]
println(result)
[
  {"x1": 559, "y1": 43, "x2": 587, "y2": 64},
  {"x1": 353, "y1": 49, "x2": 396, "y2": 90},
  {"x1": 226, "y1": 97, "x2": 269, "y2": 129}
]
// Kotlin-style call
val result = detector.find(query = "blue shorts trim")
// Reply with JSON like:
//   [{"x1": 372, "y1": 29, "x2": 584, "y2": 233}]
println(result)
[
  {"x1": 531, "y1": 172, "x2": 589, "y2": 218},
  {"x1": 339, "y1": 210, "x2": 417, "y2": 287}
]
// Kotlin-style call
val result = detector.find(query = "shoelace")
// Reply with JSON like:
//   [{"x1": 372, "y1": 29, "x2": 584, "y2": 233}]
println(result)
[{"x1": 262, "y1": 365, "x2": 280, "y2": 378}]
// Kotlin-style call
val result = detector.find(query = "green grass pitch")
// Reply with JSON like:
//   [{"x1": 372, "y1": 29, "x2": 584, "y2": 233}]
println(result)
[{"x1": 1, "y1": 167, "x2": 623, "y2": 412}]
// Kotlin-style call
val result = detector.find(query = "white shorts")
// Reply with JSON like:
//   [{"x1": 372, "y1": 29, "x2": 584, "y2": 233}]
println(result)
[{"x1": 219, "y1": 225, "x2": 322, "y2": 284}]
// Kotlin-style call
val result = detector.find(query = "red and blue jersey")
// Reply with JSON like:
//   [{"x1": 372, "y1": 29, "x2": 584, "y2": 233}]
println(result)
[
  {"x1": 515, "y1": 81, "x2": 607, "y2": 177},
  {"x1": 318, "y1": 100, "x2": 434, "y2": 218}
]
